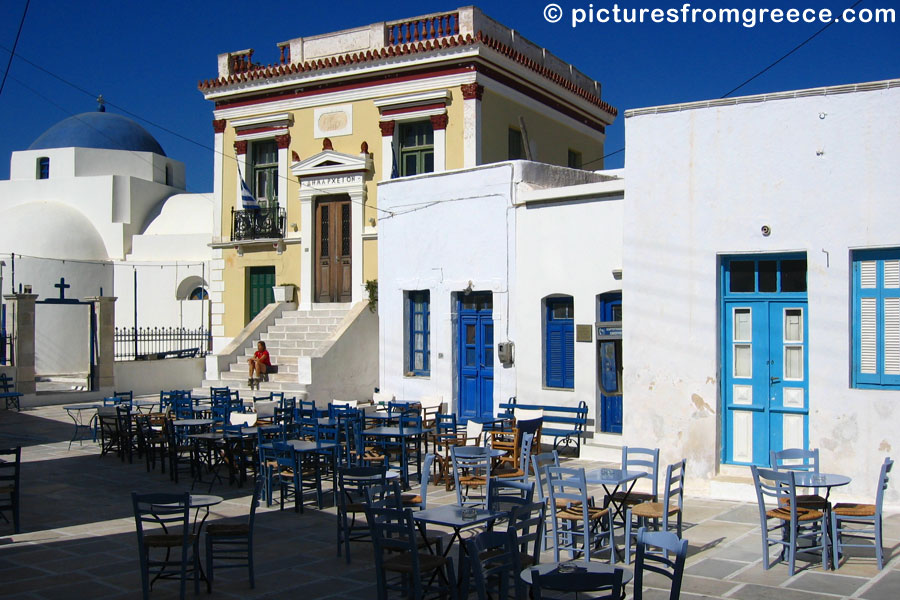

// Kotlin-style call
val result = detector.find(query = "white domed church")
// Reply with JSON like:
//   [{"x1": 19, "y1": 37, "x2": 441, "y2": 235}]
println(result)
[{"x1": 0, "y1": 105, "x2": 213, "y2": 382}]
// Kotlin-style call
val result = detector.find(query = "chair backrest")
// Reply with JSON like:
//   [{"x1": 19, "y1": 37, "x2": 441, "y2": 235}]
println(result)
[
  {"x1": 365, "y1": 506, "x2": 420, "y2": 575},
  {"x1": 622, "y1": 446, "x2": 660, "y2": 498},
  {"x1": 114, "y1": 390, "x2": 134, "y2": 403},
  {"x1": 465, "y1": 420, "x2": 484, "y2": 445},
  {"x1": 751, "y1": 465, "x2": 798, "y2": 520},
  {"x1": 229, "y1": 412, "x2": 258, "y2": 427},
  {"x1": 875, "y1": 456, "x2": 894, "y2": 512},
  {"x1": 173, "y1": 394, "x2": 193, "y2": 420},
  {"x1": 0, "y1": 446, "x2": 21, "y2": 500},
  {"x1": 547, "y1": 466, "x2": 590, "y2": 509},
  {"x1": 419, "y1": 395, "x2": 443, "y2": 410},
  {"x1": 634, "y1": 528, "x2": 689, "y2": 600},
  {"x1": 210, "y1": 386, "x2": 230, "y2": 400},
  {"x1": 518, "y1": 431, "x2": 536, "y2": 474},
  {"x1": 451, "y1": 445, "x2": 492, "y2": 507},
  {"x1": 490, "y1": 479, "x2": 535, "y2": 514},
  {"x1": 465, "y1": 528, "x2": 527, "y2": 600},
  {"x1": 417, "y1": 453, "x2": 436, "y2": 510},
  {"x1": 255, "y1": 400, "x2": 277, "y2": 419},
  {"x1": 248, "y1": 476, "x2": 264, "y2": 530},
  {"x1": 531, "y1": 451, "x2": 560, "y2": 504},
  {"x1": 0, "y1": 373, "x2": 14, "y2": 393},
  {"x1": 509, "y1": 501, "x2": 546, "y2": 568},
  {"x1": 365, "y1": 479, "x2": 405, "y2": 510},
  {"x1": 131, "y1": 491, "x2": 192, "y2": 552},
  {"x1": 660, "y1": 459, "x2": 686, "y2": 524},
  {"x1": 771, "y1": 447, "x2": 820, "y2": 473},
  {"x1": 530, "y1": 566, "x2": 623, "y2": 600}
]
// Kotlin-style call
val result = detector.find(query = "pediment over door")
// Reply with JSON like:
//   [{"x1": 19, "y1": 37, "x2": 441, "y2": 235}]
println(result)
[{"x1": 291, "y1": 150, "x2": 373, "y2": 179}]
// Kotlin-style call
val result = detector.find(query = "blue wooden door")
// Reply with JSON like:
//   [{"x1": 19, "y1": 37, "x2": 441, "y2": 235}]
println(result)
[
  {"x1": 458, "y1": 293, "x2": 494, "y2": 422},
  {"x1": 598, "y1": 293, "x2": 622, "y2": 433},
  {"x1": 722, "y1": 255, "x2": 808, "y2": 465}
]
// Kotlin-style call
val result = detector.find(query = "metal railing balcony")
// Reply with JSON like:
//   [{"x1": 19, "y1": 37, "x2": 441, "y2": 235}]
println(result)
[{"x1": 231, "y1": 206, "x2": 286, "y2": 241}]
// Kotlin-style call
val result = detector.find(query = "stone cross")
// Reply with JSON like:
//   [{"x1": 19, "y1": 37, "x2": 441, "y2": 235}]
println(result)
[{"x1": 54, "y1": 277, "x2": 71, "y2": 300}]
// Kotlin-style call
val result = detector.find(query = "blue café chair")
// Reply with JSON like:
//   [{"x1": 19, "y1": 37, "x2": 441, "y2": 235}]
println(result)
[
  {"x1": 205, "y1": 477, "x2": 263, "y2": 589},
  {"x1": 832, "y1": 456, "x2": 893, "y2": 569},
  {"x1": 771, "y1": 448, "x2": 828, "y2": 510},
  {"x1": 633, "y1": 528, "x2": 689, "y2": 600},
  {"x1": 547, "y1": 466, "x2": 615, "y2": 564},
  {"x1": 624, "y1": 459, "x2": 686, "y2": 564},
  {"x1": 452, "y1": 445, "x2": 492, "y2": 508},
  {"x1": 464, "y1": 528, "x2": 527, "y2": 600},
  {"x1": 751, "y1": 465, "x2": 830, "y2": 575}
]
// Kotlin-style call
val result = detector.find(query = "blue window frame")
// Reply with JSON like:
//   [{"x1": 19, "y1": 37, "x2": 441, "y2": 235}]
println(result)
[
  {"x1": 852, "y1": 248, "x2": 900, "y2": 389},
  {"x1": 37, "y1": 157, "x2": 49, "y2": 179},
  {"x1": 545, "y1": 296, "x2": 574, "y2": 389},
  {"x1": 408, "y1": 290, "x2": 430, "y2": 376}
]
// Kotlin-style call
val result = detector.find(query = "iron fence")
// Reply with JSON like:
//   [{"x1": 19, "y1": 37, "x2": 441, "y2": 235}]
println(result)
[
  {"x1": 115, "y1": 327, "x2": 211, "y2": 361},
  {"x1": 231, "y1": 206, "x2": 286, "y2": 241}
]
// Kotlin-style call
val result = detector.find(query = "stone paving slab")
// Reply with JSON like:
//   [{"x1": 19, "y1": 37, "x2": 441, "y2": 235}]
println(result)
[{"x1": 1, "y1": 404, "x2": 898, "y2": 599}]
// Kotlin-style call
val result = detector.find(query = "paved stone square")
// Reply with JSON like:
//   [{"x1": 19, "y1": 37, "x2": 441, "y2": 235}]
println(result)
[{"x1": 1, "y1": 404, "x2": 898, "y2": 599}]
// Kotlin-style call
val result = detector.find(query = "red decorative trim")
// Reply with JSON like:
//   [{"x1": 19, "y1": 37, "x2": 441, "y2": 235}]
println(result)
[
  {"x1": 360, "y1": 141, "x2": 369, "y2": 154},
  {"x1": 322, "y1": 138, "x2": 333, "y2": 151},
  {"x1": 212, "y1": 119, "x2": 226, "y2": 133},
  {"x1": 291, "y1": 150, "x2": 301, "y2": 162},
  {"x1": 198, "y1": 32, "x2": 617, "y2": 117},
  {"x1": 234, "y1": 140, "x2": 248, "y2": 155},
  {"x1": 235, "y1": 125, "x2": 287, "y2": 137},
  {"x1": 461, "y1": 83, "x2": 483, "y2": 101},
  {"x1": 275, "y1": 134, "x2": 291, "y2": 149},
  {"x1": 379, "y1": 121, "x2": 396, "y2": 137},
  {"x1": 430, "y1": 114, "x2": 449, "y2": 130},
  {"x1": 380, "y1": 102, "x2": 446, "y2": 117}
]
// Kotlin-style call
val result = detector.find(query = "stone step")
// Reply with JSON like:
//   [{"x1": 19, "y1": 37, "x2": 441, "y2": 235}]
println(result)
[
  {"x1": 260, "y1": 331, "x2": 330, "y2": 342},
  {"x1": 275, "y1": 317, "x2": 345, "y2": 326}
]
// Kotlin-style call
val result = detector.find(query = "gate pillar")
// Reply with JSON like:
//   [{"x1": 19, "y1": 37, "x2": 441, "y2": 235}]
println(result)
[
  {"x1": 2, "y1": 293, "x2": 38, "y2": 394},
  {"x1": 86, "y1": 296, "x2": 116, "y2": 390}
]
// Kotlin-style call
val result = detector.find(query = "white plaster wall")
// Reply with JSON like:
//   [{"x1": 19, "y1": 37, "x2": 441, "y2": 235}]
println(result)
[
  {"x1": 114, "y1": 357, "x2": 205, "y2": 396},
  {"x1": 113, "y1": 263, "x2": 209, "y2": 330},
  {"x1": 515, "y1": 194, "x2": 623, "y2": 433},
  {"x1": 624, "y1": 83, "x2": 900, "y2": 503},
  {"x1": 377, "y1": 164, "x2": 518, "y2": 413},
  {"x1": 35, "y1": 303, "x2": 91, "y2": 375}
]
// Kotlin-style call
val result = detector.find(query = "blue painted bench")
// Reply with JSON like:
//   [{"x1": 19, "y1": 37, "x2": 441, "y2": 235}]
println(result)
[
  {"x1": 498, "y1": 397, "x2": 589, "y2": 457},
  {"x1": 0, "y1": 373, "x2": 23, "y2": 411}
]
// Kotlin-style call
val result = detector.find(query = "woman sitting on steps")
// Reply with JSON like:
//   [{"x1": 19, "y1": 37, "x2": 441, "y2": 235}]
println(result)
[{"x1": 248, "y1": 341, "x2": 271, "y2": 387}]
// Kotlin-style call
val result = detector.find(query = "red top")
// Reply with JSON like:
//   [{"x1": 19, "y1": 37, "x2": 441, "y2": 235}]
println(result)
[{"x1": 254, "y1": 350, "x2": 271, "y2": 366}]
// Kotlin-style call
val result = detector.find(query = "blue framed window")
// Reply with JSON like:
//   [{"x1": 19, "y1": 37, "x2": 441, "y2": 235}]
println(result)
[
  {"x1": 545, "y1": 296, "x2": 574, "y2": 389},
  {"x1": 852, "y1": 249, "x2": 900, "y2": 389},
  {"x1": 36, "y1": 157, "x2": 49, "y2": 179},
  {"x1": 408, "y1": 290, "x2": 430, "y2": 376}
]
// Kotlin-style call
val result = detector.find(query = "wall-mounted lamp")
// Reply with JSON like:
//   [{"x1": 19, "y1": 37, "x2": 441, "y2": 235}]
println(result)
[
  {"x1": 612, "y1": 269, "x2": 622, "y2": 281},
  {"x1": 274, "y1": 240, "x2": 285, "y2": 255},
  {"x1": 368, "y1": 217, "x2": 376, "y2": 226},
  {"x1": 236, "y1": 246, "x2": 244, "y2": 257},
  {"x1": 290, "y1": 223, "x2": 298, "y2": 232},
  {"x1": 463, "y1": 280, "x2": 474, "y2": 294}
]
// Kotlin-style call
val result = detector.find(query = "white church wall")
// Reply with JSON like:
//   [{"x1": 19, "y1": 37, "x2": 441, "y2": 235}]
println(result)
[
  {"x1": 624, "y1": 81, "x2": 900, "y2": 503},
  {"x1": 10, "y1": 148, "x2": 75, "y2": 180},
  {"x1": 113, "y1": 263, "x2": 209, "y2": 330}
]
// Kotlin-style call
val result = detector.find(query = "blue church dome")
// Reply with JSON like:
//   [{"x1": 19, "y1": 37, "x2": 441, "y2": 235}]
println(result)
[{"x1": 28, "y1": 111, "x2": 166, "y2": 156}]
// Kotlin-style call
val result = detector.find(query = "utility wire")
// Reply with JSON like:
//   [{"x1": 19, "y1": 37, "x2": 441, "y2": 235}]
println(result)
[
  {"x1": 0, "y1": 0, "x2": 29, "y2": 98},
  {"x1": 0, "y1": 42, "x2": 394, "y2": 216},
  {"x1": 583, "y1": 0, "x2": 866, "y2": 169},
  {"x1": 722, "y1": 0, "x2": 865, "y2": 98}
]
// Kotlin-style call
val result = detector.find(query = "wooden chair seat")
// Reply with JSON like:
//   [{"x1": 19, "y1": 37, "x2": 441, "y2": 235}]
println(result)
[
  {"x1": 206, "y1": 522, "x2": 250, "y2": 537},
  {"x1": 779, "y1": 494, "x2": 829, "y2": 510},
  {"x1": 144, "y1": 533, "x2": 197, "y2": 548},
  {"x1": 766, "y1": 506, "x2": 824, "y2": 522},
  {"x1": 460, "y1": 475, "x2": 486, "y2": 486},
  {"x1": 556, "y1": 505, "x2": 608, "y2": 521},
  {"x1": 610, "y1": 490, "x2": 655, "y2": 505},
  {"x1": 555, "y1": 498, "x2": 581, "y2": 509},
  {"x1": 832, "y1": 502, "x2": 876, "y2": 517},
  {"x1": 382, "y1": 552, "x2": 448, "y2": 574},
  {"x1": 631, "y1": 501, "x2": 680, "y2": 520},
  {"x1": 493, "y1": 467, "x2": 525, "y2": 479},
  {"x1": 401, "y1": 493, "x2": 422, "y2": 506}
]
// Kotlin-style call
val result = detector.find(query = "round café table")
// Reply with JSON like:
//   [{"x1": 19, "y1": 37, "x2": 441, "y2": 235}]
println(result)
[{"x1": 521, "y1": 562, "x2": 634, "y2": 597}]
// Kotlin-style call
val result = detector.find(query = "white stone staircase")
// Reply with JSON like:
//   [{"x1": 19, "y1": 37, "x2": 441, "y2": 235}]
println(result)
[{"x1": 198, "y1": 304, "x2": 350, "y2": 398}]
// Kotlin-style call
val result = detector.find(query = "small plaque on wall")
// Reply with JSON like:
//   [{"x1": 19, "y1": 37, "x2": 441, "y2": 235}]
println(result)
[{"x1": 576, "y1": 324, "x2": 593, "y2": 342}]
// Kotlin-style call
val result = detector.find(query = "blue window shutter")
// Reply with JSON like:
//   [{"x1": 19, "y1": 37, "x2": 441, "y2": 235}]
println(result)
[
  {"x1": 853, "y1": 250, "x2": 900, "y2": 389},
  {"x1": 545, "y1": 298, "x2": 574, "y2": 389},
  {"x1": 408, "y1": 291, "x2": 430, "y2": 376}
]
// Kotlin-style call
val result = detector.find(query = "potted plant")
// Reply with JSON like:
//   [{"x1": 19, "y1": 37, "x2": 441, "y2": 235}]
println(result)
[{"x1": 272, "y1": 283, "x2": 296, "y2": 302}]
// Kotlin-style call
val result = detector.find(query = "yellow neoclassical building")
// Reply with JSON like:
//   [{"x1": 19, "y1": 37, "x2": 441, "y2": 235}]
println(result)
[{"x1": 198, "y1": 6, "x2": 616, "y2": 397}]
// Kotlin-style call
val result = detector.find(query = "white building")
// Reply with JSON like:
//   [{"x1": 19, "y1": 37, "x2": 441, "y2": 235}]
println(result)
[
  {"x1": 624, "y1": 78, "x2": 900, "y2": 503},
  {"x1": 377, "y1": 161, "x2": 624, "y2": 447},
  {"x1": 0, "y1": 108, "x2": 214, "y2": 379}
]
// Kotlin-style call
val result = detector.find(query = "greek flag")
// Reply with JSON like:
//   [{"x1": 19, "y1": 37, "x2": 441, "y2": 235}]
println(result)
[
  {"x1": 391, "y1": 142, "x2": 400, "y2": 179},
  {"x1": 239, "y1": 172, "x2": 259, "y2": 210}
]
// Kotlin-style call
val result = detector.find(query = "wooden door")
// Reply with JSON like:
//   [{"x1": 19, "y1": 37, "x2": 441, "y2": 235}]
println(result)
[
  {"x1": 248, "y1": 266, "x2": 275, "y2": 322},
  {"x1": 457, "y1": 293, "x2": 494, "y2": 422},
  {"x1": 315, "y1": 196, "x2": 352, "y2": 303}
]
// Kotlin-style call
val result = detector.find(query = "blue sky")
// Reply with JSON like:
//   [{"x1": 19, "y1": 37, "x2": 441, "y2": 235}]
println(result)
[{"x1": 0, "y1": 1, "x2": 896, "y2": 191}]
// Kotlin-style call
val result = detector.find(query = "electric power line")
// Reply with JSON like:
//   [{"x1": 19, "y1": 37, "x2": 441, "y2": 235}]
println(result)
[{"x1": 0, "y1": 0, "x2": 29, "y2": 99}]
